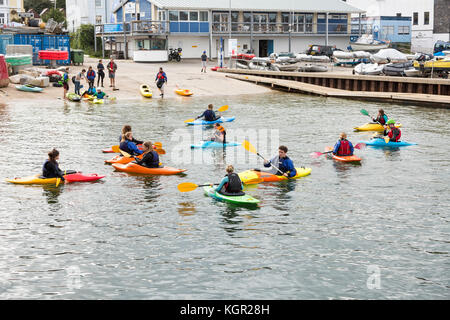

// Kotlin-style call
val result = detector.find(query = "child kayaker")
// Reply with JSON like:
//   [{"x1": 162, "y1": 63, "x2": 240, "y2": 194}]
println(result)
[
  {"x1": 333, "y1": 132, "x2": 354, "y2": 156},
  {"x1": 133, "y1": 141, "x2": 161, "y2": 168},
  {"x1": 214, "y1": 165, "x2": 245, "y2": 196},
  {"x1": 120, "y1": 132, "x2": 143, "y2": 156},
  {"x1": 120, "y1": 125, "x2": 143, "y2": 145},
  {"x1": 211, "y1": 123, "x2": 226, "y2": 143},
  {"x1": 196, "y1": 104, "x2": 219, "y2": 122},
  {"x1": 372, "y1": 109, "x2": 388, "y2": 125},
  {"x1": 264, "y1": 145, "x2": 297, "y2": 178},
  {"x1": 62, "y1": 67, "x2": 69, "y2": 100},
  {"x1": 383, "y1": 120, "x2": 402, "y2": 142},
  {"x1": 42, "y1": 149, "x2": 65, "y2": 181}
]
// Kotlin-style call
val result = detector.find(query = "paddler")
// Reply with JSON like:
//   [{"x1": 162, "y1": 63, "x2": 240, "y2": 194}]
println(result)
[
  {"x1": 42, "y1": 149, "x2": 65, "y2": 181},
  {"x1": 264, "y1": 146, "x2": 297, "y2": 178},
  {"x1": 196, "y1": 104, "x2": 219, "y2": 122},
  {"x1": 120, "y1": 132, "x2": 143, "y2": 156},
  {"x1": 155, "y1": 67, "x2": 167, "y2": 98},
  {"x1": 332, "y1": 132, "x2": 354, "y2": 156},
  {"x1": 133, "y1": 141, "x2": 161, "y2": 168},
  {"x1": 372, "y1": 108, "x2": 388, "y2": 125},
  {"x1": 214, "y1": 165, "x2": 245, "y2": 196},
  {"x1": 211, "y1": 123, "x2": 226, "y2": 143},
  {"x1": 62, "y1": 67, "x2": 70, "y2": 100},
  {"x1": 94, "y1": 88, "x2": 106, "y2": 99},
  {"x1": 120, "y1": 125, "x2": 143, "y2": 145},
  {"x1": 383, "y1": 120, "x2": 402, "y2": 142}
]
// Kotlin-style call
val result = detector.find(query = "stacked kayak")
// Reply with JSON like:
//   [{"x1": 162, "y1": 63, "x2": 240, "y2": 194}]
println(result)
[
  {"x1": 354, "y1": 122, "x2": 402, "y2": 132},
  {"x1": 238, "y1": 167, "x2": 312, "y2": 184},
  {"x1": 185, "y1": 117, "x2": 235, "y2": 126},
  {"x1": 112, "y1": 163, "x2": 186, "y2": 175},
  {"x1": 325, "y1": 147, "x2": 362, "y2": 163},
  {"x1": 140, "y1": 84, "x2": 152, "y2": 98},
  {"x1": 360, "y1": 138, "x2": 417, "y2": 147},
  {"x1": 191, "y1": 141, "x2": 241, "y2": 148},
  {"x1": 175, "y1": 89, "x2": 193, "y2": 96},
  {"x1": 204, "y1": 186, "x2": 260, "y2": 207},
  {"x1": 66, "y1": 92, "x2": 81, "y2": 102},
  {"x1": 6, "y1": 173, "x2": 105, "y2": 185},
  {"x1": 15, "y1": 84, "x2": 43, "y2": 93}
]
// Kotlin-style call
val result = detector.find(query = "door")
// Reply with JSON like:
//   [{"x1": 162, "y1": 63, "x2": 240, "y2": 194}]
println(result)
[
  {"x1": 259, "y1": 40, "x2": 268, "y2": 57},
  {"x1": 267, "y1": 40, "x2": 274, "y2": 55}
]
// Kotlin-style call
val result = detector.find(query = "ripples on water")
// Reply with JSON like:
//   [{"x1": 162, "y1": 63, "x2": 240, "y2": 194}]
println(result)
[{"x1": 0, "y1": 94, "x2": 448, "y2": 299}]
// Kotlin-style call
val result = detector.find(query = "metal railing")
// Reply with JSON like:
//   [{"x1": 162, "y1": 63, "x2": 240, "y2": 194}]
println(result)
[
  {"x1": 95, "y1": 20, "x2": 170, "y2": 35},
  {"x1": 211, "y1": 22, "x2": 349, "y2": 34}
]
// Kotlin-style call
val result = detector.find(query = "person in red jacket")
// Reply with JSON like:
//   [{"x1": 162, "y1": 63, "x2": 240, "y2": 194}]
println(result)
[
  {"x1": 383, "y1": 120, "x2": 401, "y2": 142},
  {"x1": 86, "y1": 66, "x2": 96, "y2": 90},
  {"x1": 333, "y1": 132, "x2": 354, "y2": 156}
]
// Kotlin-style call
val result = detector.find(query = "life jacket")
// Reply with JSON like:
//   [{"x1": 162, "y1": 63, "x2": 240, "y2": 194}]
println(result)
[
  {"x1": 157, "y1": 72, "x2": 165, "y2": 80},
  {"x1": 144, "y1": 150, "x2": 160, "y2": 168},
  {"x1": 119, "y1": 140, "x2": 131, "y2": 154},
  {"x1": 109, "y1": 61, "x2": 115, "y2": 72},
  {"x1": 215, "y1": 125, "x2": 226, "y2": 143},
  {"x1": 42, "y1": 160, "x2": 60, "y2": 178},
  {"x1": 337, "y1": 139, "x2": 352, "y2": 156},
  {"x1": 389, "y1": 127, "x2": 401, "y2": 142},
  {"x1": 224, "y1": 173, "x2": 243, "y2": 194},
  {"x1": 63, "y1": 73, "x2": 68, "y2": 83},
  {"x1": 376, "y1": 114, "x2": 387, "y2": 125},
  {"x1": 87, "y1": 70, "x2": 95, "y2": 79},
  {"x1": 96, "y1": 91, "x2": 105, "y2": 99}
]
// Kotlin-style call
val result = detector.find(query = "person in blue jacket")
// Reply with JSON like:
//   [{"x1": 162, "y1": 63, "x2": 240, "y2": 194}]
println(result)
[
  {"x1": 264, "y1": 145, "x2": 297, "y2": 178},
  {"x1": 86, "y1": 66, "x2": 96, "y2": 90},
  {"x1": 333, "y1": 132, "x2": 354, "y2": 156},
  {"x1": 214, "y1": 165, "x2": 245, "y2": 196},
  {"x1": 155, "y1": 67, "x2": 167, "y2": 98},
  {"x1": 120, "y1": 132, "x2": 143, "y2": 156},
  {"x1": 119, "y1": 125, "x2": 143, "y2": 145},
  {"x1": 196, "y1": 104, "x2": 219, "y2": 122}
]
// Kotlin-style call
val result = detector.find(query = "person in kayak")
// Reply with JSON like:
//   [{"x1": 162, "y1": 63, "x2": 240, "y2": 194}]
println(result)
[
  {"x1": 120, "y1": 125, "x2": 143, "y2": 145},
  {"x1": 215, "y1": 165, "x2": 245, "y2": 196},
  {"x1": 383, "y1": 119, "x2": 402, "y2": 142},
  {"x1": 372, "y1": 109, "x2": 388, "y2": 125},
  {"x1": 196, "y1": 104, "x2": 219, "y2": 122},
  {"x1": 264, "y1": 146, "x2": 297, "y2": 178},
  {"x1": 333, "y1": 132, "x2": 354, "y2": 156},
  {"x1": 94, "y1": 88, "x2": 106, "y2": 99},
  {"x1": 42, "y1": 149, "x2": 65, "y2": 181},
  {"x1": 133, "y1": 141, "x2": 161, "y2": 168},
  {"x1": 120, "y1": 132, "x2": 143, "y2": 156},
  {"x1": 211, "y1": 123, "x2": 226, "y2": 143},
  {"x1": 155, "y1": 67, "x2": 167, "y2": 98}
]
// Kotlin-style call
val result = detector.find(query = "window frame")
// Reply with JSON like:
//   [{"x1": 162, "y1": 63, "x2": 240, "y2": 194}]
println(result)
[
  {"x1": 169, "y1": 11, "x2": 179, "y2": 22},
  {"x1": 413, "y1": 12, "x2": 418, "y2": 25},
  {"x1": 179, "y1": 11, "x2": 189, "y2": 21},
  {"x1": 398, "y1": 25, "x2": 410, "y2": 35},
  {"x1": 199, "y1": 11, "x2": 208, "y2": 22},
  {"x1": 95, "y1": 0, "x2": 102, "y2": 8},
  {"x1": 424, "y1": 11, "x2": 429, "y2": 25}
]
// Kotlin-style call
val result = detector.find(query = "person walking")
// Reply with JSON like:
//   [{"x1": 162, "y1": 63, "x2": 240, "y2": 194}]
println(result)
[
  {"x1": 97, "y1": 59, "x2": 105, "y2": 88},
  {"x1": 201, "y1": 51, "x2": 208, "y2": 73},
  {"x1": 62, "y1": 67, "x2": 70, "y2": 100},
  {"x1": 107, "y1": 57, "x2": 118, "y2": 90},
  {"x1": 155, "y1": 67, "x2": 168, "y2": 98},
  {"x1": 86, "y1": 66, "x2": 96, "y2": 90},
  {"x1": 74, "y1": 69, "x2": 86, "y2": 96}
]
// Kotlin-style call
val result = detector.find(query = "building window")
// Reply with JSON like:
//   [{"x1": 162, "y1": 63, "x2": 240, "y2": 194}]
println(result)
[
  {"x1": 424, "y1": 12, "x2": 429, "y2": 25},
  {"x1": 179, "y1": 11, "x2": 188, "y2": 21},
  {"x1": 169, "y1": 11, "x2": 178, "y2": 21},
  {"x1": 0, "y1": 13, "x2": 4, "y2": 25},
  {"x1": 413, "y1": 12, "x2": 418, "y2": 25},
  {"x1": 189, "y1": 11, "x2": 198, "y2": 21},
  {"x1": 95, "y1": 0, "x2": 102, "y2": 7},
  {"x1": 96, "y1": 15, "x2": 102, "y2": 24},
  {"x1": 384, "y1": 25, "x2": 394, "y2": 35},
  {"x1": 398, "y1": 26, "x2": 410, "y2": 35},
  {"x1": 199, "y1": 11, "x2": 208, "y2": 22},
  {"x1": 135, "y1": 38, "x2": 167, "y2": 50},
  {"x1": 396, "y1": 13, "x2": 401, "y2": 17}
]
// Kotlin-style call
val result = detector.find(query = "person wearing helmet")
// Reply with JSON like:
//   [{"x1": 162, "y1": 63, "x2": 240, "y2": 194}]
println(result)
[
  {"x1": 94, "y1": 88, "x2": 106, "y2": 99},
  {"x1": 201, "y1": 50, "x2": 208, "y2": 73},
  {"x1": 333, "y1": 132, "x2": 354, "y2": 156},
  {"x1": 384, "y1": 120, "x2": 401, "y2": 142}
]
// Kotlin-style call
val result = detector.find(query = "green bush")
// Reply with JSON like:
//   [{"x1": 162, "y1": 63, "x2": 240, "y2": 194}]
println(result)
[{"x1": 70, "y1": 24, "x2": 102, "y2": 56}]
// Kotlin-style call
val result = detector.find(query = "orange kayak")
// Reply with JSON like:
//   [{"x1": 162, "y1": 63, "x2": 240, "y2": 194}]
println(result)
[
  {"x1": 175, "y1": 89, "x2": 193, "y2": 96},
  {"x1": 325, "y1": 147, "x2": 361, "y2": 163},
  {"x1": 112, "y1": 163, "x2": 186, "y2": 175},
  {"x1": 105, "y1": 154, "x2": 142, "y2": 165}
]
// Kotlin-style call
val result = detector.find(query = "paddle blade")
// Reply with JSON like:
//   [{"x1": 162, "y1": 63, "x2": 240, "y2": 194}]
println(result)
[
  {"x1": 184, "y1": 118, "x2": 195, "y2": 123},
  {"x1": 112, "y1": 145, "x2": 120, "y2": 153},
  {"x1": 156, "y1": 148, "x2": 166, "y2": 155},
  {"x1": 310, "y1": 152, "x2": 324, "y2": 159},
  {"x1": 120, "y1": 149, "x2": 133, "y2": 158},
  {"x1": 360, "y1": 109, "x2": 370, "y2": 116},
  {"x1": 56, "y1": 178, "x2": 61, "y2": 187},
  {"x1": 354, "y1": 143, "x2": 366, "y2": 150},
  {"x1": 153, "y1": 142, "x2": 162, "y2": 148},
  {"x1": 384, "y1": 136, "x2": 390, "y2": 143},
  {"x1": 217, "y1": 105, "x2": 229, "y2": 112},
  {"x1": 242, "y1": 140, "x2": 257, "y2": 154},
  {"x1": 177, "y1": 182, "x2": 199, "y2": 193}
]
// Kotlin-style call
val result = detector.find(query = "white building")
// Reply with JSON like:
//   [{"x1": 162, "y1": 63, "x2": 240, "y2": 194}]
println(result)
[
  {"x1": 66, "y1": 0, "x2": 119, "y2": 32},
  {"x1": 0, "y1": 0, "x2": 25, "y2": 25},
  {"x1": 343, "y1": 0, "x2": 449, "y2": 53},
  {"x1": 97, "y1": 0, "x2": 365, "y2": 61}
]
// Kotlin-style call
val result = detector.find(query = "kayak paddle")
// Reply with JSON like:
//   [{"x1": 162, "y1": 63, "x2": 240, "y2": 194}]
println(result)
[
  {"x1": 56, "y1": 177, "x2": 61, "y2": 187},
  {"x1": 184, "y1": 105, "x2": 229, "y2": 123},
  {"x1": 310, "y1": 143, "x2": 366, "y2": 158},
  {"x1": 111, "y1": 142, "x2": 162, "y2": 153},
  {"x1": 178, "y1": 182, "x2": 220, "y2": 192},
  {"x1": 242, "y1": 140, "x2": 285, "y2": 176}
]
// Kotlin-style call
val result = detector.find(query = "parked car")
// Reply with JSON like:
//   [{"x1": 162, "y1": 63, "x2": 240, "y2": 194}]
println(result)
[{"x1": 306, "y1": 45, "x2": 337, "y2": 57}]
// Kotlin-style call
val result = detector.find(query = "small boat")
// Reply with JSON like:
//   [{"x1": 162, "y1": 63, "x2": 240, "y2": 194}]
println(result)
[
  {"x1": 140, "y1": 84, "x2": 152, "y2": 98},
  {"x1": 350, "y1": 34, "x2": 390, "y2": 52},
  {"x1": 175, "y1": 88, "x2": 193, "y2": 96},
  {"x1": 354, "y1": 122, "x2": 402, "y2": 132},
  {"x1": 190, "y1": 141, "x2": 241, "y2": 149},
  {"x1": 404, "y1": 68, "x2": 421, "y2": 77},
  {"x1": 66, "y1": 92, "x2": 81, "y2": 102},
  {"x1": 238, "y1": 167, "x2": 312, "y2": 185},
  {"x1": 298, "y1": 65, "x2": 328, "y2": 72},
  {"x1": 15, "y1": 84, "x2": 43, "y2": 93},
  {"x1": 359, "y1": 138, "x2": 417, "y2": 148},
  {"x1": 204, "y1": 186, "x2": 260, "y2": 207},
  {"x1": 383, "y1": 61, "x2": 413, "y2": 76},
  {"x1": 185, "y1": 116, "x2": 235, "y2": 126},
  {"x1": 354, "y1": 63, "x2": 384, "y2": 75}
]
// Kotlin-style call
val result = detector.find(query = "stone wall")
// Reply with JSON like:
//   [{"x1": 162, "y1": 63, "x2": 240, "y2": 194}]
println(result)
[{"x1": 434, "y1": 0, "x2": 450, "y2": 34}]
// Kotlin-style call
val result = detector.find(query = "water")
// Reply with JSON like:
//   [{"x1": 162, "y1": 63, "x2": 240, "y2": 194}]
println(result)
[{"x1": 0, "y1": 93, "x2": 449, "y2": 299}]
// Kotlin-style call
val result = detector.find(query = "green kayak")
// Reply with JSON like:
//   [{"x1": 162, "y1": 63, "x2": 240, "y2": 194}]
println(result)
[{"x1": 203, "y1": 186, "x2": 260, "y2": 207}]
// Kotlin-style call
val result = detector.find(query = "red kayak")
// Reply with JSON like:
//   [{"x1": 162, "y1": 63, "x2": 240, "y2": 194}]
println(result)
[
  {"x1": 65, "y1": 172, "x2": 105, "y2": 183},
  {"x1": 211, "y1": 66, "x2": 228, "y2": 72}
]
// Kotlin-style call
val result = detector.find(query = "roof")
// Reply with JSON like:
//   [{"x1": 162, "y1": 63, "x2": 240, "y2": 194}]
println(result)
[
  {"x1": 114, "y1": 0, "x2": 364, "y2": 14},
  {"x1": 151, "y1": 0, "x2": 364, "y2": 13}
]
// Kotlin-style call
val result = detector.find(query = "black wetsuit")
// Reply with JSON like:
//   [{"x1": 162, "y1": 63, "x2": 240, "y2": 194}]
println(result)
[{"x1": 42, "y1": 160, "x2": 65, "y2": 181}]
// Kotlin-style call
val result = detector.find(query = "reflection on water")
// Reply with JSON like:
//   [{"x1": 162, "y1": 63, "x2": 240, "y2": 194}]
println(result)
[
  {"x1": 177, "y1": 202, "x2": 196, "y2": 216},
  {"x1": 42, "y1": 185, "x2": 63, "y2": 212}
]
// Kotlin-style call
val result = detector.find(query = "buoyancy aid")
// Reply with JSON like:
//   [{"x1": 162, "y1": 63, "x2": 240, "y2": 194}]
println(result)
[
  {"x1": 376, "y1": 114, "x2": 388, "y2": 125},
  {"x1": 337, "y1": 139, "x2": 352, "y2": 156},
  {"x1": 87, "y1": 70, "x2": 95, "y2": 80},
  {"x1": 224, "y1": 173, "x2": 243, "y2": 194},
  {"x1": 389, "y1": 127, "x2": 401, "y2": 142}
]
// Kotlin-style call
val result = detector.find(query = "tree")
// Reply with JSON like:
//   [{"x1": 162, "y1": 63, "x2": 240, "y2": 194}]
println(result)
[{"x1": 41, "y1": 8, "x2": 65, "y2": 23}]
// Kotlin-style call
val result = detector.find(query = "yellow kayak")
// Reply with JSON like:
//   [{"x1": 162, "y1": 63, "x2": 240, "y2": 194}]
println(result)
[
  {"x1": 238, "y1": 167, "x2": 312, "y2": 185},
  {"x1": 175, "y1": 89, "x2": 193, "y2": 96},
  {"x1": 6, "y1": 174, "x2": 60, "y2": 185},
  {"x1": 93, "y1": 98, "x2": 104, "y2": 104},
  {"x1": 354, "y1": 122, "x2": 402, "y2": 132},
  {"x1": 140, "y1": 84, "x2": 152, "y2": 98}
]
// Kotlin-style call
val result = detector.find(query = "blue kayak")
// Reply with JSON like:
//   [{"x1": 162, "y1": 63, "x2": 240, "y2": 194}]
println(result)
[
  {"x1": 186, "y1": 117, "x2": 235, "y2": 126},
  {"x1": 191, "y1": 141, "x2": 241, "y2": 148},
  {"x1": 360, "y1": 139, "x2": 418, "y2": 147},
  {"x1": 15, "y1": 85, "x2": 43, "y2": 93}
]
